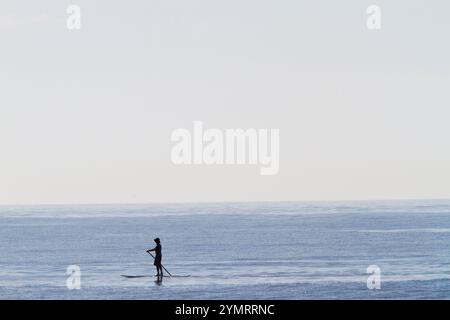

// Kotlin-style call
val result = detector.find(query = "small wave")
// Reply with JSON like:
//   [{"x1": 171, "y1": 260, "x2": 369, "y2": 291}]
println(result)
[{"x1": 346, "y1": 228, "x2": 450, "y2": 233}]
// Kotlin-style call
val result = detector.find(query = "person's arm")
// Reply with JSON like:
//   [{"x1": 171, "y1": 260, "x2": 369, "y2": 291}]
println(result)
[{"x1": 146, "y1": 246, "x2": 156, "y2": 252}]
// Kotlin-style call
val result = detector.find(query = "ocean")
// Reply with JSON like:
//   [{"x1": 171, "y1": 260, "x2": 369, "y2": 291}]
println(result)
[{"x1": 1, "y1": 200, "x2": 450, "y2": 299}]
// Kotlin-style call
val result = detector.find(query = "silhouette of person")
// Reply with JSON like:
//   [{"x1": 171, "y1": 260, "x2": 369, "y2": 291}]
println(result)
[{"x1": 147, "y1": 238, "x2": 163, "y2": 277}]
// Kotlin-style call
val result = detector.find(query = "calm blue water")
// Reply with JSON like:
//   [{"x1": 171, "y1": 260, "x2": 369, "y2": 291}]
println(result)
[{"x1": 1, "y1": 200, "x2": 450, "y2": 299}]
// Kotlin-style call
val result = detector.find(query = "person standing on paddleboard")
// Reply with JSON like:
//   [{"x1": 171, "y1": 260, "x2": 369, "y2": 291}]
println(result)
[{"x1": 147, "y1": 238, "x2": 163, "y2": 277}]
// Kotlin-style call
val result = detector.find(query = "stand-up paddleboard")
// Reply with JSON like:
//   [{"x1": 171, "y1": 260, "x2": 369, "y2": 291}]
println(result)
[
  {"x1": 121, "y1": 274, "x2": 191, "y2": 278},
  {"x1": 121, "y1": 251, "x2": 192, "y2": 279}
]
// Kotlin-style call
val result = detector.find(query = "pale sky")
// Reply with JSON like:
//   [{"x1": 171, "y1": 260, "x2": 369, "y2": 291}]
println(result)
[{"x1": 1, "y1": 0, "x2": 449, "y2": 205}]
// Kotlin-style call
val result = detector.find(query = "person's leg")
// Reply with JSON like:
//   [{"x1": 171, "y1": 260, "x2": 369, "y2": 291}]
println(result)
[
  {"x1": 155, "y1": 265, "x2": 159, "y2": 276},
  {"x1": 158, "y1": 265, "x2": 163, "y2": 276}
]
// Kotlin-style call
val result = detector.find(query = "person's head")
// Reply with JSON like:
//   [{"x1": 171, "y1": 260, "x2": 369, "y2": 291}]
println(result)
[{"x1": 154, "y1": 237, "x2": 160, "y2": 244}]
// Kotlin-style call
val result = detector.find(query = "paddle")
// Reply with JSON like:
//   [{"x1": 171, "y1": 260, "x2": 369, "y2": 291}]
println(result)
[{"x1": 146, "y1": 251, "x2": 173, "y2": 277}]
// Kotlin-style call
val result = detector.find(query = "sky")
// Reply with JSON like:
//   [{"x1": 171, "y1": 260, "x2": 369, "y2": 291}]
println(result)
[{"x1": 0, "y1": 0, "x2": 449, "y2": 205}]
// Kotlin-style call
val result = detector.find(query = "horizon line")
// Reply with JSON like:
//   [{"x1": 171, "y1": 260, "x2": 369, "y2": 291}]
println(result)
[{"x1": 1, "y1": 197, "x2": 449, "y2": 207}]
